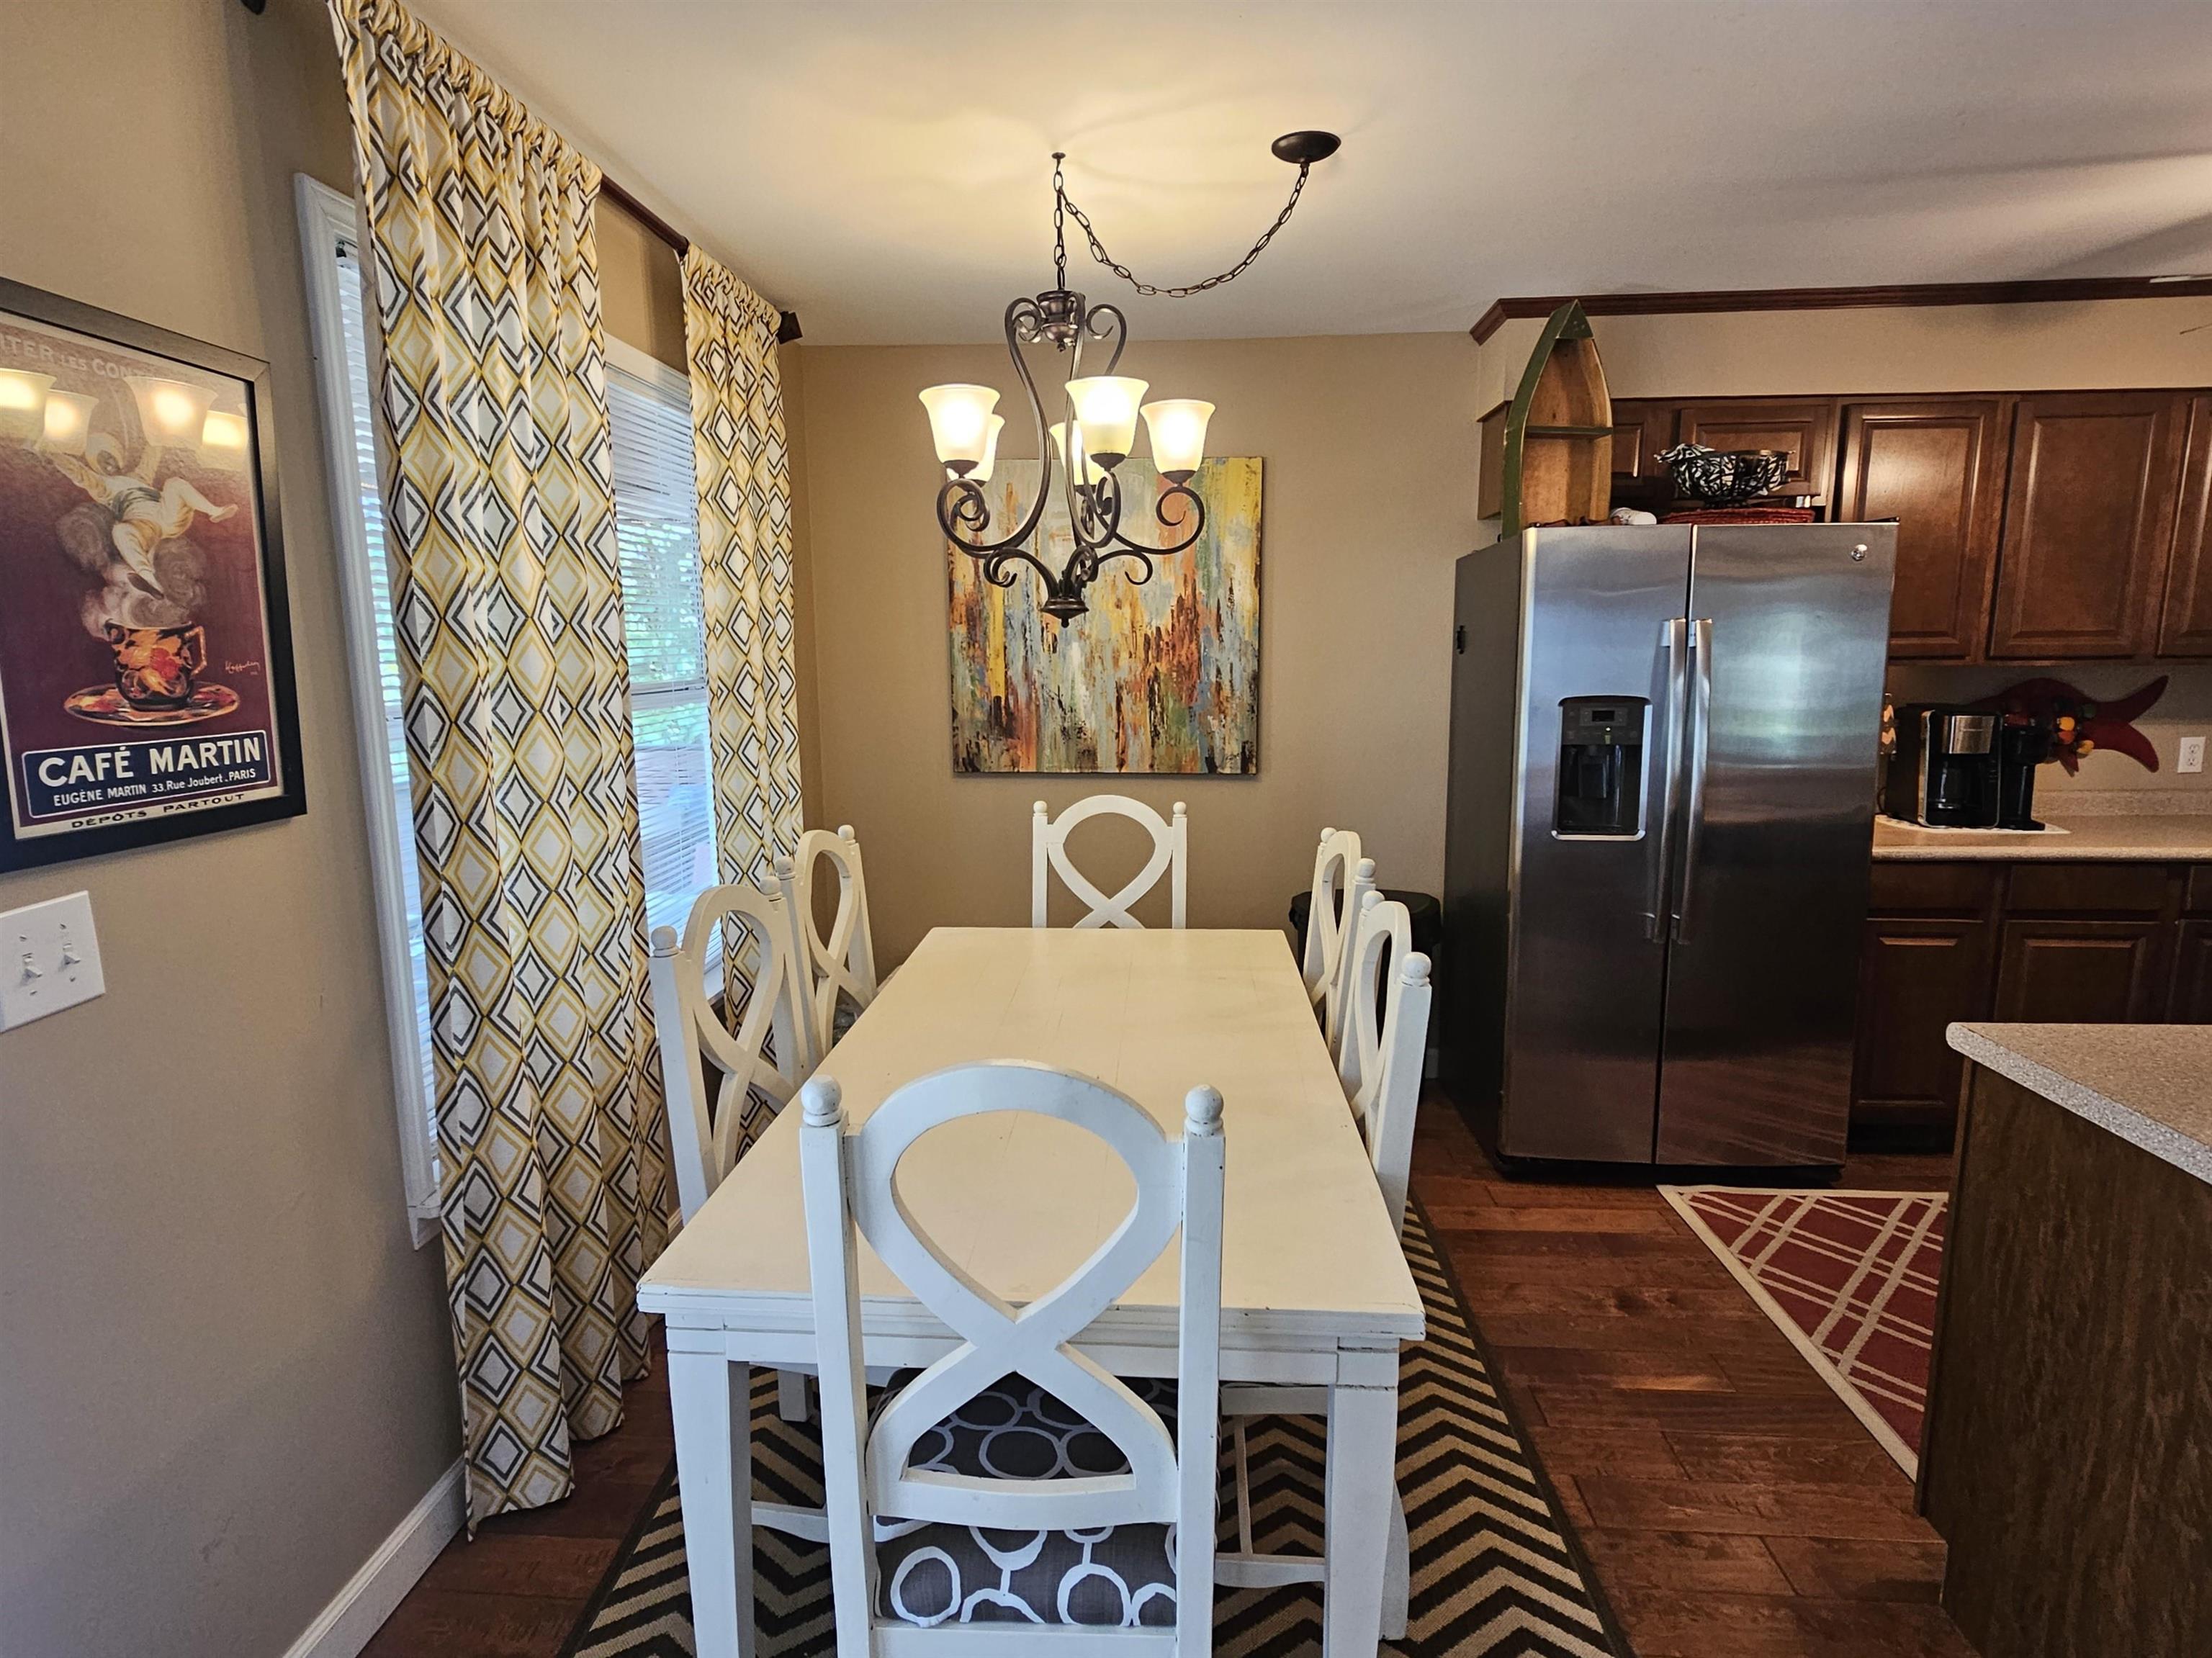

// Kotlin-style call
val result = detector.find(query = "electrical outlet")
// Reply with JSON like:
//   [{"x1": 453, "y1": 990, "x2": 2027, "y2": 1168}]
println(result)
[
  {"x1": 2181, "y1": 735, "x2": 2206, "y2": 775},
  {"x1": 0, "y1": 891, "x2": 104, "y2": 1032}
]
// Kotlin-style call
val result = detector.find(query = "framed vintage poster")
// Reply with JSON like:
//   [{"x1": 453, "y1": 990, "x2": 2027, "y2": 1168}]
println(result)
[{"x1": 0, "y1": 278, "x2": 304, "y2": 870}]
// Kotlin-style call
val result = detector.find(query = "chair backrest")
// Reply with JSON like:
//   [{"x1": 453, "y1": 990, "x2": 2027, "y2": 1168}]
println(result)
[
  {"x1": 1300, "y1": 826, "x2": 1362, "y2": 1004},
  {"x1": 801, "y1": 1063, "x2": 1224, "y2": 1656},
  {"x1": 1031, "y1": 795, "x2": 1190, "y2": 929},
  {"x1": 1336, "y1": 891, "x2": 1431, "y2": 1238},
  {"x1": 778, "y1": 825, "x2": 879, "y2": 1060},
  {"x1": 648, "y1": 880, "x2": 814, "y2": 1222},
  {"x1": 1320, "y1": 855, "x2": 1377, "y2": 1060}
]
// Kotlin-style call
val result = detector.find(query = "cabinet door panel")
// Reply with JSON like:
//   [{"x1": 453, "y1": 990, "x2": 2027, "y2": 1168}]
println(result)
[
  {"x1": 1676, "y1": 398, "x2": 1840, "y2": 494},
  {"x1": 1838, "y1": 400, "x2": 2007, "y2": 661},
  {"x1": 2169, "y1": 920, "x2": 2212, "y2": 1022},
  {"x1": 1989, "y1": 392, "x2": 2187, "y2": 659},
  {"x1": 1994, "y1": 919, "x2": 2167, "y2": 1022},
  {"x1": 1852, "y1": 916, "x2": 1995, "y2": 1135},
  {"x1": 1609, "y1": 399, "x2": 1675, "y2": 479},
  {"x1": 2157, "y1": 394, "x2": 2212, "y2": 657}
]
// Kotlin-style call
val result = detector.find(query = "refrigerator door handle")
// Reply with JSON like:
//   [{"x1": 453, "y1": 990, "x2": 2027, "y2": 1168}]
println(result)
[
  {"x1": 1645, "y1": 617, "x2": 1689, "y2": 942},
  {"x1": 1673, "y1": 616, "x2": 1714, "y2": 941}
]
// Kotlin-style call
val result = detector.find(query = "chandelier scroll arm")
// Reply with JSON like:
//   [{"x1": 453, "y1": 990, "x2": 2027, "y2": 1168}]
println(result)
[
  {"x1": 1102, "y1": 480, "x2": 1208, "y2": 562},
  {"x1": 977, "y1": 545, "x2": 1058, "y2": 590},
  {"x1": 1089, "y1": 545, "x2": 1158, "y2": 589},
  {"x1": 1083, "y1": 302, "x2": 1128, "y2": 375}
]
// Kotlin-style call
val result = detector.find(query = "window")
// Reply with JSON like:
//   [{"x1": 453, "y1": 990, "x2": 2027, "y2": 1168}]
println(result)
[
  {"x1": 604, "y1": 359, "x2": 721, "y2": 976},
  {"x1": 297, "y1": 176, "x2": 716, "y2": 1243}
]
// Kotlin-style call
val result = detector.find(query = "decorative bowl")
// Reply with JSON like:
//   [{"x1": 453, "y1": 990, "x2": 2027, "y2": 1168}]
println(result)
[{"x1": 1658, "y1": 443, "x2": 1791, "y2": 505}]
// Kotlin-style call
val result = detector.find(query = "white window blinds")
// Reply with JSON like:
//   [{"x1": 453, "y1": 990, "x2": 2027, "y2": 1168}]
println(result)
[{"x1": 605, "y1": 361, "x2": 720, "y2": 970}]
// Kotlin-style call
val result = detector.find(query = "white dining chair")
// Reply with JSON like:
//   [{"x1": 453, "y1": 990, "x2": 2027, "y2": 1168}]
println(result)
[
  {"x1": 1300, "y1": 826, "x2": 1362, "y2": 1022},
  {"x1": 800, "y1": 1063, "x2": 1225, "y2": 1652},
  {"x1": 1218, "y1": 891, "x2": 1431, "y2": 1636},
  {"x1": 1321, "y1": 855, "x2": 1378, "y2": 1065},
  {"x1": 649, "y1": 880, "x2": 817, "y2": 1222},
  {"x1": 1033, "y1": 795, "x2": 1189, "y2": 929},
  {"x1": 777, "y1": 824, "x2": 879, "y2": 1062},
  {"x1": 649, "y1": 879, "x2": 827, "y2": 1430}
]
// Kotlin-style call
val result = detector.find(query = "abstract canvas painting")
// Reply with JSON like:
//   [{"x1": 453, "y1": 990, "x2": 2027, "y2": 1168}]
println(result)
[{"x1": 948, "y1": 456, "x2": 1260, "y2": 773}]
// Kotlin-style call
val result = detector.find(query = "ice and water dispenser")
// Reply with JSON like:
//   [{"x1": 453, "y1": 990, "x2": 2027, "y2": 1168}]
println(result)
[{"x1": 1554, "y1": 698, "x2": 1646, "y2": 836}]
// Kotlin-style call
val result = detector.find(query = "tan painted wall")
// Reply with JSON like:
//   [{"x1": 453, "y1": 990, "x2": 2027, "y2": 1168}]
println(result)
[
  {"x1": 0, "y1": 4, "x2": 460, "y2": 1654},
  {"x1": 796, "y1": 333, "x2": 1479, "y2": 965},
  {"x1": 597, "y1": 195, "x2": 688, "y2": 372}
]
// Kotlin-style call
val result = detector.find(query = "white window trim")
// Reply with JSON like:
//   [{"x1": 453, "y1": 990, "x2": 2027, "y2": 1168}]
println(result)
[
  {"x1": 603, "y1": 337, "x2": 726, "y2": 999},
  {"x1": 606, "y1": 333, "x2": 689, "y2": 413},
  {"x1": 296, "y1": 174, "x2": 441, "y2": 1248}
]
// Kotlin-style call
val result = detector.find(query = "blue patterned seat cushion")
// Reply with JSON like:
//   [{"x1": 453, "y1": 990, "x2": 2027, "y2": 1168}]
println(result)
[{"x1": 871, "y1": 1374, "x2": 1182, "y2": 1628}]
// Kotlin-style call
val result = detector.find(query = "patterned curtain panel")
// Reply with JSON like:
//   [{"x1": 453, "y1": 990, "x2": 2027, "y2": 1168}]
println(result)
[
  {"x1": 679, "y1": 248, "x2": 803, "y2": 1147},
  {"x1": 328, "y1": 0, "x2": 669, "y2": 1526}
]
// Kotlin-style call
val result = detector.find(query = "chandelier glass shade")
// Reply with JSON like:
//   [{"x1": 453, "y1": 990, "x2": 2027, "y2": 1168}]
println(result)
[{"x1": 921, "y1": 134, "x2": 1335, "y2": 623}]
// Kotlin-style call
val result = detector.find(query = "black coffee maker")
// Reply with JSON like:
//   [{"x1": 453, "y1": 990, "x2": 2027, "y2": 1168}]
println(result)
[
  {"x1": 1996, "y1": 713, "x2": 2054, "y2": 831},
  {"x1": 1886, "y1": 705, "x2": 2001, "y2": 827}
]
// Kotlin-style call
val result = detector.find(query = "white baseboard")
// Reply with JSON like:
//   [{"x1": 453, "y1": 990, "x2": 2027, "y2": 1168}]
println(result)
[{"x1": 281, "y1": 1459, "x2": 466, "y2": 1658}]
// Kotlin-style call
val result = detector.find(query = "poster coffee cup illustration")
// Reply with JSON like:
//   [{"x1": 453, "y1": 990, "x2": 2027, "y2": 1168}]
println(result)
[{"x1": 0, "y1": 279, "x2": 302, "y2": 870}]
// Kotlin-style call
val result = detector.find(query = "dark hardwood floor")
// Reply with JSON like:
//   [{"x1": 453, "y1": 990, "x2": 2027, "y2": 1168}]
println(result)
[
  {"x1": 367, "y1": 1097, "x2": 1972, "y2": 1658},
  {"x1": 1416, "y1": 1097, "x2": 1975, "y2": 1658},
  {"x1": 360, "y1": 1356, "x2": 673, "y2": 1658}
]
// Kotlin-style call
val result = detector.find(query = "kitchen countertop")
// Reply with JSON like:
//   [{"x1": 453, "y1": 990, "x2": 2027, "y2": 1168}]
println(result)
[
  {"x1": 1873, "y1": 814, "x2": 2212, "y2": 862},
  {"x1": 1948, "y1": 1022, "x2": 2212, "y2": 1186}
]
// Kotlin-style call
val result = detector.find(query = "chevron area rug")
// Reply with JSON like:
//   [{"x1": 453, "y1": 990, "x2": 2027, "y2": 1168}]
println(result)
[{"x1": 562, "y1": 1208, "x2": 1629, "y2": 1657}]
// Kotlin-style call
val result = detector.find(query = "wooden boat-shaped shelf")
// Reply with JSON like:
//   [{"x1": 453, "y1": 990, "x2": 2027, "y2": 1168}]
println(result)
[{"x1": 1477, "y1": 300, "x2": 1614, "y2": 534}]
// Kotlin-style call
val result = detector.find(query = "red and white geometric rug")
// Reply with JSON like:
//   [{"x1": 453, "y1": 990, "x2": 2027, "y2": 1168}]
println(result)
[{"x1": 1660, "y1": 1187, "x2": 1946, "y2": 1477}]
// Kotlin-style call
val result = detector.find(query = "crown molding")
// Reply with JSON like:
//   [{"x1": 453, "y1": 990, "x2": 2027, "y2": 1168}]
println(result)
[{"x1": 1468, "y1": 278, "x2": 2212, "y2": 345}]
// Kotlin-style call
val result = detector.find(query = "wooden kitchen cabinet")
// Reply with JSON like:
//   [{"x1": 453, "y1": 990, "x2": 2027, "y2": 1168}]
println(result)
[
  {"x1": 1851, "y1": 861, "x2": 2206, "y2": 1144},
  {"x1": 2157, "y1": 393, "x2": 2212, "y2": 656},
  {"x1": 1835, "y1": 400, "x2": 2009, "y2": 660},
  {"x1": 1987, "y1": 391, "x2": 2189, "y2": 659},
  {"x1": 1852, "y1": 916, "x2": 1995, "y2": 1134},
  {"x1": 1606, "y1": 398, "x2": 1673, "y2": 479},
  {"x1": 2167, "y1": 920, "x2": 2212, "y2": 1022},
  {"x1": 1676, "y1": 397, "x2": 1839, "y2": 495},
  {"x1": 1993, "y1": 919, "x2": 2169, "y2": 1022}
]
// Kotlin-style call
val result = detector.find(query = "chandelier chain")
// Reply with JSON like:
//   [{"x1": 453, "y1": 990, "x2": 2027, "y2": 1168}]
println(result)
[{"x1": 1050, "y1": 153, "x2": 1312, "y2": 299}]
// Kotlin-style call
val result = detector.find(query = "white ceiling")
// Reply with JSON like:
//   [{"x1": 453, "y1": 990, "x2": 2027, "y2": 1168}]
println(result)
[{"x1": 408, "y1": 0, "x2": 2212, "y2": 346}]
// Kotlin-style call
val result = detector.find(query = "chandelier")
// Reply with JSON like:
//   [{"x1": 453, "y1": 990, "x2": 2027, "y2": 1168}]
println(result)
[{"x1": 920, "y1": 132, "x2": 1340, "y2": 622}]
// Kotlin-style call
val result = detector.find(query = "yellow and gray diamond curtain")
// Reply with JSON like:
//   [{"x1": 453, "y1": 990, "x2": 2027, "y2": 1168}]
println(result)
[
  {"x1": 329, "y1": 0, "x2": 668, "y2": 1526},
  {"x1": 680, "y1": 249, "x2": 804, "y2": 1153}
]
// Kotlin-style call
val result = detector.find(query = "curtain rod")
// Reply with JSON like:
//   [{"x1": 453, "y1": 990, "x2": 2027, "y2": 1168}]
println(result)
[
  {"x1": 600, "y1": 176, "x2": 802, "y2": 344},
  {"x1": 244, "y1": 0, "x2": 804, "y2": 343}
]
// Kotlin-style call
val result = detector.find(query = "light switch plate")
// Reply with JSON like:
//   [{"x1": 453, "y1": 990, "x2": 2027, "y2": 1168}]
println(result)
[
  {"x1": 1, "y1": 891, "x2": 105, "y2": 1031},
  {"x1": 2180, "y1": 735, "x2": 2206, "y2": 775}
]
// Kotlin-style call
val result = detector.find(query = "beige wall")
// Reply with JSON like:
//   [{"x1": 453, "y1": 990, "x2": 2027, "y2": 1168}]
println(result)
[
  {"x1": 796, "y1": 333, "x2": 1478, "y2": 965},
  {"x1": 598, "y1": 194, "x2": 688, "y2": 373},
  {"x1": 0, "y1": 4, "x2": 459, "y2": 1654}
]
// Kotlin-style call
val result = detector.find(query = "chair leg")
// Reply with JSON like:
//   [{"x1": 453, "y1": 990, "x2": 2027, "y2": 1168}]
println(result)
[
  {"x1": 1382, "y1": 1483, "x2": 1409, "y2": 1640},
  {"x1": 776, "y1": 1367, "x2": 809, "y2": 1423}
]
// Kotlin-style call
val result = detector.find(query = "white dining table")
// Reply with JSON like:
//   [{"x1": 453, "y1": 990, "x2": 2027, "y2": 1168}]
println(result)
[{"x1": 638, "y1": 926, "x2": 1426, "y2": 1657}]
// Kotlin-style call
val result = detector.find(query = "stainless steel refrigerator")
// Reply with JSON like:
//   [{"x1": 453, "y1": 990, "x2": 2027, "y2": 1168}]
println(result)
[{"x1": 1442, "y1": 523, "x2": 1897, "y2": 1168}]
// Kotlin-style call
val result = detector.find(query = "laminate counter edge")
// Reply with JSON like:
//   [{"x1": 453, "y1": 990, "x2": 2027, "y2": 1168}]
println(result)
[
  {"x1": 1874, "y1": 814, "x2": 2212, "y2": 861},
  {"x1": 1946, "y1": 1022, "x2": 2212, "y2": 1185}
]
